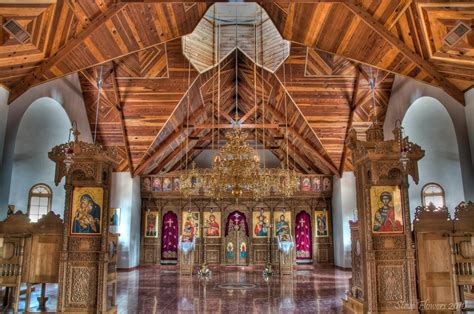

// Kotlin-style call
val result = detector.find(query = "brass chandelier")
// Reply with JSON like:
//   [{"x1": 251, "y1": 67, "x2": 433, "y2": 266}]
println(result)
[
  {"x1": 180, "y1": 7, "x2": 298, "y2": 201},
  {"x1": 180, "y1": 114, "x2": 298, "y2": 200}
]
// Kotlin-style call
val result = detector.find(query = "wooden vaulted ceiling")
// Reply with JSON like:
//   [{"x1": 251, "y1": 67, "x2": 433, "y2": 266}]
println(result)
[{"x1": 1, "y1": 1, "x2": 472, "y2": 176}]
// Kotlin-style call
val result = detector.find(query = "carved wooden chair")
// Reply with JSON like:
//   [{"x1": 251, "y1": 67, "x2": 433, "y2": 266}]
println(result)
[{"x1": 0, "y1": 211, "x2": 32, "y2": 312}]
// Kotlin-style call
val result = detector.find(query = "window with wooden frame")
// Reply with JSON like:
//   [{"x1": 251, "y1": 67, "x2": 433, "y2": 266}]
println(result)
[
  {"x1": 421, "y1": 183, "x2": 445, "y2": 208},
  {"x1": 28, "y1": 183, "x2": 52, "y2": 222}
]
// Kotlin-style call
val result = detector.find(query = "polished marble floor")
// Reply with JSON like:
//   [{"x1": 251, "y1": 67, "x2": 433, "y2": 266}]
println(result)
[{"x1": 11, "y1": 265, "x2": 351, "y2": 313}]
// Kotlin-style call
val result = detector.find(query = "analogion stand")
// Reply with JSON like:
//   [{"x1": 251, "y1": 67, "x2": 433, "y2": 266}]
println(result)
[
  {"x1": 277, "y1": 234, "x2": 295, "y2": 275},
  {"x1": 178, "y1": 236, "x2": 195, "y2": 275}
]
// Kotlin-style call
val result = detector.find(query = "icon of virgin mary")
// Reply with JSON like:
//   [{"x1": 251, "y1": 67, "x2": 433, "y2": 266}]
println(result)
[{"x1": 72, "y1": 194, "x2": 101, "y2": 234}]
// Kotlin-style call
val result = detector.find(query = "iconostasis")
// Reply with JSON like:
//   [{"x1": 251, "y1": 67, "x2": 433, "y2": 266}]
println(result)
[{"x1": 139, "y1": 174, "x2": 334, "y2": 266}]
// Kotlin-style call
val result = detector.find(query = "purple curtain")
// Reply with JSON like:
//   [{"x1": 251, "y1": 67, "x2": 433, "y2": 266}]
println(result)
[
  {"x1": 161, "y1": 211, "x2": 178, "y2": 261},
  {"x1": 295, "y1": 211, "x2": 312, "y2": 260},
  {"x1": 224, "y1": 210, "x2": 249, "y2": 237}
]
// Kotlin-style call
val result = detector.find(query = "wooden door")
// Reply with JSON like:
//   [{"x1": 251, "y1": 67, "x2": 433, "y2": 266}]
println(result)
[{"x1": 416, "y1": 232, "x2": 457, "y2": 311}]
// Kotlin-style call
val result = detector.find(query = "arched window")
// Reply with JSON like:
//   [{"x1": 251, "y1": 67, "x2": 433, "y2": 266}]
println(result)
[
  {"x1": 421, "y1": 183, "x2": 445, "y2": 208},
  {"x1": 28, "y1": 183, "x2": 52, "y2": 222}
]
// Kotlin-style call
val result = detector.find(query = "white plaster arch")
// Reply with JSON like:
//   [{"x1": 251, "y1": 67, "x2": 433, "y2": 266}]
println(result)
[
  {"x1": 8, "y1": 97, "x2": 71, "y2": 216},
  {"x1": 0, "y1": 74, "x2": 93, "y2": 215},
  {"x1": 384, "y1": 75, "x2": 474, "y2": 205},
  {"x1": 402, "y1": 96, "x2": 464, "y2": 220}
]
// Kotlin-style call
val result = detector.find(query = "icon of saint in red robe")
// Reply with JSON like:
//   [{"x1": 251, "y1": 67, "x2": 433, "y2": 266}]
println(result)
[{"x1": 373, "y1": 191, "x2": 402, "y2": 232}]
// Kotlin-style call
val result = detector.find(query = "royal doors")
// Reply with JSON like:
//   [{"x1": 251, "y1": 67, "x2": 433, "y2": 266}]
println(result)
[{"x1": 224, "y1": 211, "x2": 249, "y2": 266}]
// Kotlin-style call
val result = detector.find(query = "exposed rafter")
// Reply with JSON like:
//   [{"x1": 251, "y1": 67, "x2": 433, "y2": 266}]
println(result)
[
  {"x1": 343, "y1": 0, "x2": 465, "y2": 105},
  {"x1": 7, "y1": 2, "x2": 211, "y2": 103}
]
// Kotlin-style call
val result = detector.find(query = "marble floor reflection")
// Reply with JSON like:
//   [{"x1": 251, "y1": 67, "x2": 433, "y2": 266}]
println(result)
[
  {"x1": 8, "y1": 265, "x2": 351, "y2": 313},
  {"x1": 118, "y1": 265, "x2": 350, "y2": 313}
]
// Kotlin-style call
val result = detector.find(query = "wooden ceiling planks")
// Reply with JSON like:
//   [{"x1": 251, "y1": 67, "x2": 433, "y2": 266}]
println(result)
[
  {"x1": 274, "y1": 44, "x2": 354, "y2": 170},
  {"x1": 118, "y1": 39, "x2": 199, "y2": 171},
  {"x1": 261, "y1": 0, "x2": 469, "y2": 104},
  {"x1": 238, "y1": 49, "x2": 337, "y2": 175},
  {"x1": 6, "y1": 1, "x2": 211, "y2": 102},
  {"x1": 4, "y1": 1, "x2": 471, "y2": 175}
]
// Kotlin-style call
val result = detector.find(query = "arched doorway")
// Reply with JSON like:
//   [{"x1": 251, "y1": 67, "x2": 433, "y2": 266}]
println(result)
[
  {"x1": 161, "y1": 211, "x2": 178, "y2": 264},
  {"x1": 224, "y1": 210, "x2": 249, "y2": 265},
  {"x1": 295, "y1": 211, "x2": 312, "y2": 264}
]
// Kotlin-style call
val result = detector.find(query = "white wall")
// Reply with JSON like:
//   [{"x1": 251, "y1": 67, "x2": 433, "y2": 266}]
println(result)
[
  {"x1": 0, "y1": 87, "x2": 8, "y2": 166},
  {"x1": 110, "y1": 172, "x2": 142, "y2": 269},
  {"x1": 332, "y1": 171, "x2": 357, "y2": 268},
  {"x1": 8, "y1": 98, "x2": 71, "y2": 214},
  {"x1": 0, "y1": 73, "x2": 92, "y2": 216},
  {"x1": 466, "y1": 88, "x2": 474, "y2": 168},
  {"x1": 384, "y1": 76, "x2": 474, "y2": 205},
  {"x1": 402, "y1": 97, "x2": 465, "y2": 219}
]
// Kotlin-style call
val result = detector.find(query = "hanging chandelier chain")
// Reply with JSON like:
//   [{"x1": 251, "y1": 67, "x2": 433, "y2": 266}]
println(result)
[
  {"x1": 179, "y1": 5, "x2": 298, "y2": 201},
  {"x1": 212, "y1": 5, "x2": 216, "y2": 151},
  {"x1": 185, "y1": 37, "x2": 191, "y2": 173},
  {"x1": 254, "y1": 22, "x2": 258, "y2": 152},
  {"x1": 282, "y1": 43, "x2": 289, "y2": 170},
  {"x1": 93, "y1": 64, "x2": 103, "y2": 145},
  {"x1": 235, "y1": 6, "x2": 239, "y2": 118}
]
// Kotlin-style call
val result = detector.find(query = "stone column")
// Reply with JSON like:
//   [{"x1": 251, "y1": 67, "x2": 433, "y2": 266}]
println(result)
[
  {"x1": 49, "y1": 130, "x2": 117, "y2": 313},
  {"x1": 343, "y1": 122, "x2": 424, "y2": 313}
]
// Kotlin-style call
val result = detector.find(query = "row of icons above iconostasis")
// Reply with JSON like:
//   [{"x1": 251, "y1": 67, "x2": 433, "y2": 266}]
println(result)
[
  {"x1": 141, "y1": 175, "x2": 333, "y2": 193},
  {"x1": 143, "y1": 209, "x2": 330, "y2": 240}
]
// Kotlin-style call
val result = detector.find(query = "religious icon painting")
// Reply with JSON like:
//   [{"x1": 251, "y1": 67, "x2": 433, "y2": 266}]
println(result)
[
  {"x1": 203, "y1": 211, "x2": 221, "y2": 238},
  {"x1": 252, "y1": 210, "x2": 270, "y2": 238},
  {"x1": 296, "y1": 178, "x2": 301, "y2": 192},
  {"x1": 144, "y1": 211, "x2": 159, "y2": 238},
  {"x1": 142, "y1": 177, "x2": 151, "y2": 192},
  {"x1": 173, "y1": 178, "x2": 180, "y2": 192},
  {"x1": 109, "y1": 208, "x2": 120, "y2": 226},
  {"x1": 302, "y1": 177, "x2": 311, "y2": 192},
  {"x1": 274, "y1": 210, "x2": 291, "y2": 238},
  {"x1": 71, "y1": 187, "x2": 103, "y2": 236},
  {"x1": 311, "y1": 177, "x2": 322, "y2": 191},
  {"x1": 370, "y1": 186, "x2": 403, "y2": 234},
  {"x1": 315, "y1": 210, "x2": 329, "y2": 237},
  {"x1": 322, "y1": 177, "x2": 331, "y2": 191},
  {"x1": 151, "y1": 177, "x2": 162, "y2": 192},
  {"x1": 163, "y1": 178, "x2": 172, "y2": 192},
  {"x1": 182, "y1": 211, "x2": 200, "y2": 241},
  {"x1": 226, "y1": 242, "x2": 234, "y2": 260},
  {"x1": 240, "y1": 242, "x2": 247, "y2": 258}
]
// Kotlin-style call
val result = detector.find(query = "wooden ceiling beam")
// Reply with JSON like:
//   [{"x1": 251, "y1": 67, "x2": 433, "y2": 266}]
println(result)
[
  {"x1": 110, "y1": 62, "x2": 134, "y2": 175},
  {"x1": 186, "y1": 123, "x2": 280, "y2": 129},
  {"x1": 344, "y1": 1, "x2": 465, "y2": 105},
  {"x1": 260, "y1": 115, "x2": 321, "y2": 174},
  {"x1": 164, "y1": 131, "x2": 213, "y2": 173},
  {"x1": 239, "y1": 101, "x2": 317, "y2": 174},
  {"x1": 0, "y1": 16, "x2": 8, "y2": 46},
  {"x1": 260, "y1": 101, "x2": 338, "y2": 175},
  {"x1": 255, "y1": 128, "x2": 307, "y2": 174},
  {"x1": 239, "y1": 106, "x2": 257, "y2": 124},
  {"x1": 138, "y1": 89, "x2": 233, "y2": 175},
  {"x1": 9, "y1": 3, "x2": 127, "y2": 102},
  {"x1": 339, "y1": 65, "x2": 361, "y2": 175},
  {"x1": 134, "y1": 129, "x2": 188, "y2": 176}
]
